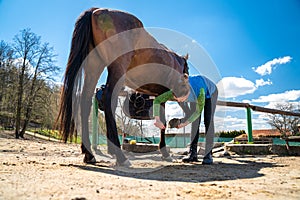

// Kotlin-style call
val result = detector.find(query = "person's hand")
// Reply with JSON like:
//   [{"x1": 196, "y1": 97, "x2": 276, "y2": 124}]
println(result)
[
  {"x1": 154, "y1": 117, "x2": 165, "y2": 129},
  {"x1": 177, "y1": 121, "x2": 189, "y2": 129}
]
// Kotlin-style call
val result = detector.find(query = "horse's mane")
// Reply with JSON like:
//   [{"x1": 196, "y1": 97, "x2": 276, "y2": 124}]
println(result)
[{"x1": 158, "y1": 43, "x2": 189, "y2": 75}]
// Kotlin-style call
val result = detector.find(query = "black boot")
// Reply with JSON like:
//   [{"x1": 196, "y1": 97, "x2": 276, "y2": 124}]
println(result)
[
  {"x1": 182, "y1": 115, "x2": 200, "y2": 163},
  {"x1": 202, "y1": 151, "x2": 213, "y2": 165},
  {"x1": 182, "y1": 144, "x2": 198, "y2": 162}
]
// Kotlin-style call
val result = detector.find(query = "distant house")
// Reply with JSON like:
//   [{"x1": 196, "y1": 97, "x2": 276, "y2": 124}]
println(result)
[{"x1": 236, "y1": 129, "x2": 292, "y2": 139}]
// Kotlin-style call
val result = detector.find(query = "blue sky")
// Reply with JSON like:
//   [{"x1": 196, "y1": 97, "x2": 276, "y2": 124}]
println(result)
[{"x1": 1, "y1": 0, "x2": 300, "y2": 133}]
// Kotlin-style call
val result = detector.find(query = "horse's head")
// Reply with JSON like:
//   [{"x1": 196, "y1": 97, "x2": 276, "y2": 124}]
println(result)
[{"x1": 164, "y1": 53, "x2": 190, "y2": 101}]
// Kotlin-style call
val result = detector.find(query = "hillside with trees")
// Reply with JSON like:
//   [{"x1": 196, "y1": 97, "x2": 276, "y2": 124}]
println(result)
[{"x1": 0, "y1": 29, "x2": 60, "y2": 138}]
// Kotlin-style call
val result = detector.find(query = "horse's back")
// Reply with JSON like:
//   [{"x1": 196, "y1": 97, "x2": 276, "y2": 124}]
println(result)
[{"x1": 91, "y1": 8, "x2": 143, "y2": 44}]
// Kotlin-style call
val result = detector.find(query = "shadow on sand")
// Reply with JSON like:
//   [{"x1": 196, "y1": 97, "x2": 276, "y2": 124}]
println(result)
[{"x1": 71, "y1": 155, "x2": 280, "y2": 183}]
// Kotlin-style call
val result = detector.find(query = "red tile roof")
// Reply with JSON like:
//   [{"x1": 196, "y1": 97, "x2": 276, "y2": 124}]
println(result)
[{"x1": 236, "y1": 129, "x2": 291, "y2": 138}]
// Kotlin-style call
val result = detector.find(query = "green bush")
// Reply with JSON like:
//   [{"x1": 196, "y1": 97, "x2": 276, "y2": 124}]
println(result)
[{"x1": 216, "y1": 130, "x2": 246, "y2": 138}]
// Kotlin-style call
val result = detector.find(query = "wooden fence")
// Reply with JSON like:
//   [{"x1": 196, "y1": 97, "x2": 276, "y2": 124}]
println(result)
[{"x1": 217, "y1": 100, "x2": 300, "y2": 142}]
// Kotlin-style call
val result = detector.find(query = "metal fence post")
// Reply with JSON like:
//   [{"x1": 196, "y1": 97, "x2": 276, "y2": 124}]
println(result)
[
  {"x1": 246, "y1": 107, "x2": 253, "y2": 142},
  {"x1": 92, "y1": 96, "x2": 98, "y2": 150}
]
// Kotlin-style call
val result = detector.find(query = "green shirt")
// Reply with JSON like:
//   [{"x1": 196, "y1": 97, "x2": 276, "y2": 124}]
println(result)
[{"x1": 153, "y1": 88, "x2": 205, "y2": 124}]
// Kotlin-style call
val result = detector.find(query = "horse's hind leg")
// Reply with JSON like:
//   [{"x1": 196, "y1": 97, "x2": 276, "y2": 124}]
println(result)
[
  {"x1": 80, "y1": 51, "x2": 105, "y2": 163},
  {"x1": 159, "y1": 103, "x2": 172, "y2": 161}
]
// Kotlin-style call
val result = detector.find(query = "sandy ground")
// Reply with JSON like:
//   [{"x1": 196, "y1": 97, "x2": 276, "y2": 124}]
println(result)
[{"x1": 0, "y1": 130, "x2": 299, "y2": 200}]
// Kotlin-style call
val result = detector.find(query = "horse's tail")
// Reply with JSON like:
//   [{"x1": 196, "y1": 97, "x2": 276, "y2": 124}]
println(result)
[{"x1": 57, "y1": 8, "x2": 98, "y2": 142}]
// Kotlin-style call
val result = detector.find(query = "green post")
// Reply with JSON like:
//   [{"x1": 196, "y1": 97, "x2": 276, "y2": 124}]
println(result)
[
  {"x1": 246, "y1": 107, "x2": 253, "y2": 143},
  {"x1": 92, "y1": 96, "x2": 98, "y2": 150}
]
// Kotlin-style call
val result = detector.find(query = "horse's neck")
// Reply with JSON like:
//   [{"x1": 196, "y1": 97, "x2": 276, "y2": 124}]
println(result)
[{"x1": 134, "y1": 29, "x2": 165, "y2": 51}]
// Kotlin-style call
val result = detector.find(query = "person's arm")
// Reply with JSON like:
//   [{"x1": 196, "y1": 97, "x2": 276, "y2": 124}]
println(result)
[
  {"x1": 178, "y1": 102, "x2": 193, "y2": 121},
  {"x1": 177, "y1": 88, "x2": 205, "y2": 128},
  {"x1": 153, "y1": 90, "x2": 173, "y2": 129},
  {"x1": 153, "y1": 90, "x2": 173, "y2": 116}
]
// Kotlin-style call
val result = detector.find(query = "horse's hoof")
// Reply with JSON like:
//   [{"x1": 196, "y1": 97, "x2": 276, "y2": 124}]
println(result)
[
  {"x1": 159, "y1": 148, "x2": 171, "y2": 158},
  {"x1": 162, "y1": 155, "x2": 173, "y2": 162},
  {"x1": 83, "y1": 154, "x2": 96, "y2": 164},
  {"x1": 117, "y1": 159, "x2": 131, "y2": 167}
]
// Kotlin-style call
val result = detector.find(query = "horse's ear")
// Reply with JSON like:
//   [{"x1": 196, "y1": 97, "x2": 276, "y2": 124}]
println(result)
[
  {"x1": 184, "y1": 53, "x2": 189, "y2": 60},
  {"x1": 183, "y1": 73, "x2": 189, "y2": 82}
]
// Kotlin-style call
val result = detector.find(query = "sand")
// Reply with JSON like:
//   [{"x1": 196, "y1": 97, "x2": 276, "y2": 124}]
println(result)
[{"x1": 0, "y1": 131, "x2": 299, "y2": 200}]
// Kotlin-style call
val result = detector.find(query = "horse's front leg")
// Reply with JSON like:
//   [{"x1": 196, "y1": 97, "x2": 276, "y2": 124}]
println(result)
[
  {"x1": 103, "y1": 87, "x2": 124, "y2": 158},
  {"x1": 158, "y1": 103, "x2": 172, "y2": 161},
  {"x1": 104, "y1": 61, "x2": 132, "y2": 166}
]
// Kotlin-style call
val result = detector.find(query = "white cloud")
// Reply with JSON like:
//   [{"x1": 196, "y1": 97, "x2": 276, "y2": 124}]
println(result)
[
  {"x1": 263, "y1": 101, "x2": 300, "y2": 111},
  {"x1": 255, "y1": 78, "x2": 272, "y2": 87},
  {"x1": 251, "y1": 114, "x2": 272, "y2": 130},
  {"x1": 216, "y1": 115, "x2": 247, "y2": 131},
  {"x1": 214, "y1": 111, "x2": 273, "y2": 131},
  {"x1": 13, "y1": 58, "x2": 33, "y2": 71},
  {"x1": 252, "y1": 56, "x2": 292, "y2": 76},
  {"x1": 242, "y1": 99, "x2": 251, "y2": 104},
  {"x1": 252, "y1": 90, "x2": 300, "y2": 103},
  {"x1": 165, "y1": 102, "x2": 185, "y2": 119},
  {"x1": 217, "y1": 77, "x2": 256, "y2": 98}
]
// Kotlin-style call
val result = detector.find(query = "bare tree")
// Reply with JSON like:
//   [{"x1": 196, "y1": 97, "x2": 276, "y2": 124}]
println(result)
[
  {"x1": 116, "y1": 98, "x2": 141, "y2": 137},
  {"x1": 0, "y1": 41, "x2": 17, "y2": 127},
  {"x1": 0, "y1": 41, "x2": 11, "y2": 109},
  {"x1": 268, "y1": 102, "x2": 300, "y2": 138},
  {"x1": 0, "y1": 40, "x2": 14, "y2": 68},
  {"x1": 13, "y1": 28, "x2": 59, "y2": 138}
]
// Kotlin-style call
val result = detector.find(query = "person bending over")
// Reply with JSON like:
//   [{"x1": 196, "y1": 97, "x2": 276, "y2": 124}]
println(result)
[{"x1": 153, "y1": 74, "x2": 218, "y2": 164}]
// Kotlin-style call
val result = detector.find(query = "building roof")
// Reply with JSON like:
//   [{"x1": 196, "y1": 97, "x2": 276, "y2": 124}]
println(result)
[{"x1": 236, "y1": 129, "x2": 291, "y2": 138}]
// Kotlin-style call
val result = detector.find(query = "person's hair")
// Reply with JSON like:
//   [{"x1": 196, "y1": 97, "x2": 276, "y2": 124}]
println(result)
[{"x1": 172, "y1": 73, "x2": 189, "y2": 98}]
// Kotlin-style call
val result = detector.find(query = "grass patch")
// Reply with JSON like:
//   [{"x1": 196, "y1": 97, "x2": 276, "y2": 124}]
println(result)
[{"x1": 29, "y1": 129, "x2": 81, "y2": 143}]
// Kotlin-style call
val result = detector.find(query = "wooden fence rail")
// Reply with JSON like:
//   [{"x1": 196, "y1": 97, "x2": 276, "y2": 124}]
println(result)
[
  {"x1": 217, "y1": 100, "x2": 300, "y2": 117},
  {"x1": 217, "y1": 100, "x2": 300, "y2": 142}
]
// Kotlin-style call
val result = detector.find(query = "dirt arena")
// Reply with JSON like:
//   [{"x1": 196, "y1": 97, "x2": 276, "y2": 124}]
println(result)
[{"x1": 0, "y1": 131, "x2": 299, "y2": 200}]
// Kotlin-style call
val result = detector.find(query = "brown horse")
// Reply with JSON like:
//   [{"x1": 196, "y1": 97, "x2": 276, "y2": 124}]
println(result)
[{"x1": 58, "y1": 8, "x2": 189, "y2": 166}]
